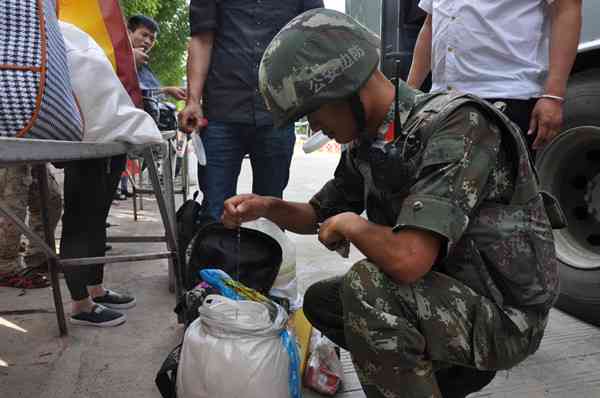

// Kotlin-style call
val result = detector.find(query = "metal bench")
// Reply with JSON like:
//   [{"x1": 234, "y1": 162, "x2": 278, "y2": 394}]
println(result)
[{"x1": 0, "y1": 135, "x2": 182, "y2": 336}]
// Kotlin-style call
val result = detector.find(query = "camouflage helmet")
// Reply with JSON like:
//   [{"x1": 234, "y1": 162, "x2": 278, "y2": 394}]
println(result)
[{"x1": 259, "y1": 8, "x2": 381, "y2": 128}]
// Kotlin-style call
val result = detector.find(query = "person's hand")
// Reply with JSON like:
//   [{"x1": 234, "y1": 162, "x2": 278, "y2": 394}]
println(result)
[
  {"x1": 222, "y1": 194, "x2": 271, "y2": 229},
  {"x1": 178, "y1": 102, "x2": 206, "y2": 133},
  {"x1": 528, "y1": 97, "x2": 564, "y2": 150},
  {"x1": 133, "y1": 47, "x2": 149, "y2": 66},
  {"x1": 318, "y1": 212, "x2": 357, "y2": 251},
  {"x1": 163, "y1": 86, "x2": 187, "y2": 101}
]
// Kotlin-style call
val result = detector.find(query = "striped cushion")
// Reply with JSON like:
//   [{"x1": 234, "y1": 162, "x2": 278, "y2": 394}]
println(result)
[{"x1": 0, "y1": 0, "x2": 83, "y2": 140}]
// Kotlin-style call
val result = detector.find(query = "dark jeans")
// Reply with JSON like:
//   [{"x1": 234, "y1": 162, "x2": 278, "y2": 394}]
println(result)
[
  {"x1": 61, "y1": 155, "x2": 126, "y2": 301},
  {"x1": 120, "y1": 175, "x2": 128, "y2": 193},
  {"x1": 303, "y1": 277, "x2": 497, "y2": 398},
  {"x1": 486, "y1": 98, "x2": 537, "y2": 159},
  {"x1": 197, "y1": 122, "x2": 295, "y2": 220}
]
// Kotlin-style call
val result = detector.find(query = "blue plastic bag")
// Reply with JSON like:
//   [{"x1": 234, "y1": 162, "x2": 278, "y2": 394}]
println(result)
[
  {"x1": 281, "y1": 329, "x2": 302, "y2": 398},
  {"x1": 199, "y1": 269, "x2": 241, "y2": 300}
]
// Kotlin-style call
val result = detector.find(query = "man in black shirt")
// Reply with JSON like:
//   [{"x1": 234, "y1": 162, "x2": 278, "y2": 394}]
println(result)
[{"x1": 179, "y1": 0, "x2": 323, "y2": 221}]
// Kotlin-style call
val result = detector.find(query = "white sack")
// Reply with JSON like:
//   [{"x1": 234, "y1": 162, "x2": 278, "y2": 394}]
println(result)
[
  {"x1": 177, "y1": 295, "x2": 290, "y2": 398},
  {"x1": 59, "y1": 22, "x2": 162, "y2": 144}
]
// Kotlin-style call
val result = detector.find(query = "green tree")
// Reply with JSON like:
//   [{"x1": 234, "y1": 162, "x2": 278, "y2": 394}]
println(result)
[{"x1": 120, "y1": 0, "x2": 189, "y2": 86}]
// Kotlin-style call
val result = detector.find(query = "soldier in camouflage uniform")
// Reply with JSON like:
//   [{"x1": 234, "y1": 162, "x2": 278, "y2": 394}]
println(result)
[
  {"x1": 0, "y1": 165, "x2": 62, "y2": 288},
  {"x1": 221, "y1": 9, "x2": 560, "y2": 398}
]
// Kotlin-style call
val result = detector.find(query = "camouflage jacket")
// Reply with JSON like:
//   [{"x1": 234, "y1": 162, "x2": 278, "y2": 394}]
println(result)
[{"x1": 310, "y1": 92, "x2": 560, "y2": 324}]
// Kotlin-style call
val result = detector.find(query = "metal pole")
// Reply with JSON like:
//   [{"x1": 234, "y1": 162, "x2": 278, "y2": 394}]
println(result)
[
  {"x1": 380, "y1": 0, "x2": 410, "y2": 80},
  {"x1": 138, "y1": 159, "x2": 144, "y2": 212},
  {"x1": 143, "y1": 147, "x2": 182, "y2": 301},
  {"x1": 33, "y1": 165, "x2": 68, "y2": 336},
  {"x1": 131, "y1": 173, "x2": 139, "y2": 221},
  {"x1": 182, "y1": 136, "x2": 189, "y2": 201},
  {"x1": 0, "y1": 201, "x2": 57, "y2": 260},
  {"x1": 162, "y1": 142, "x2": 180, "y2": 296}
]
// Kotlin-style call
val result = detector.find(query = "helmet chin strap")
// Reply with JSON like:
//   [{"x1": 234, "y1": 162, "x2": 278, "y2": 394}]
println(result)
[
  {"x1": 349, "y1": 93, "x2": 372, "y2": 144},
  {"x1": 350, "y1": 67, "x2": 416, "y2": 147}
]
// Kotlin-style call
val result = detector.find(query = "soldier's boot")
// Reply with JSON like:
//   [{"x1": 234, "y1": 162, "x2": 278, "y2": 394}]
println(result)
[{"x1": 436, "y1": 366, "x2": 496, "y2": 398}]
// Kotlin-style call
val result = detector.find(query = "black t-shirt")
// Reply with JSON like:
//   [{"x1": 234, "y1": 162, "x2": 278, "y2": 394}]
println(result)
[{"x1": 189, "y1": 0, "x2": 323, "y2": 126}]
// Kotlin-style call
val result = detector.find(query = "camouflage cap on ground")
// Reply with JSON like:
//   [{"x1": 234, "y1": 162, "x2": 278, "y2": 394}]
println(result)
[{"x1": 259, "y1": 8, "x2": 381, "y2": 128}]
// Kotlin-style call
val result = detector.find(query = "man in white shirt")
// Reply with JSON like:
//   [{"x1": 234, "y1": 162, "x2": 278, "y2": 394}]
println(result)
[{"x1": 407, "y1": 0, "x2": 582, "y2": 155}]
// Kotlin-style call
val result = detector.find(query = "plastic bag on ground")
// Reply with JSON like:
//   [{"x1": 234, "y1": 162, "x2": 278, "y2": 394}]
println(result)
[
  {"x1": 176, "y1": 295, "x2": 295, "y2": 398},
  {"x1": 303, "y1": 330, "x2": 343, "y2": 396}
]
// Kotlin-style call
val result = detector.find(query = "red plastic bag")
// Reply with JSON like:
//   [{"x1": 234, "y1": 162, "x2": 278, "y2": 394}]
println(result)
[{"x1": 303, "y1": 331, "x2": 343, "y2": 395}]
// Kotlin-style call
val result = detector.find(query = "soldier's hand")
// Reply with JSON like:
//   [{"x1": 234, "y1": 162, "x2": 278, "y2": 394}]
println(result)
[
  {"x1": 178, "y1": 102, "x2": 205, "y2": 134},
  {"x1": 529, "y1": 97, "x2": 563, "y2": 150},
  {"x1": 318, "y1": 212, "x2": 356, "y2": 251},
  {"x1": 222, "y1": 194, "x2": 271, "y2": 229}
]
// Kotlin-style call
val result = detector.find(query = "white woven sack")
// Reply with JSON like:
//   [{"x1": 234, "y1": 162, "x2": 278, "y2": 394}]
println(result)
[
  {"x1": 177, "y1": 295, "x2": 290, "y2": 398},
  {"x1": 59, "y1": 21, "x2": 162, "y2": 144}
]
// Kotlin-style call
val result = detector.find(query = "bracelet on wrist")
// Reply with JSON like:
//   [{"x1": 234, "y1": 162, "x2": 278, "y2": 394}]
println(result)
[{"x1": 540, "y1": 94, "x2": 565, "y2": 103}]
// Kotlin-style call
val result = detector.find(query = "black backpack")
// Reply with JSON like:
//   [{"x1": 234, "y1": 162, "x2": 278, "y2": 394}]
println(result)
[
  {"x1": 155, "y1": 344, "x2": 182, "y2": 398},
  {"x1": 184, "y1": 222, "x2": 282, "y2": 294},
  {"x1": 175, "y1": 191, "x2": 204, "y2": 255},
  {"x1": 176, "y1": 193, "x2": 283, "y2": 293}
]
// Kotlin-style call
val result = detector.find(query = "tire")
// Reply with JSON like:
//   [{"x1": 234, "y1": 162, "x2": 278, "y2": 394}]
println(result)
[{"x1": 536, "y1": 69, "x2": 600, "y2": 326}]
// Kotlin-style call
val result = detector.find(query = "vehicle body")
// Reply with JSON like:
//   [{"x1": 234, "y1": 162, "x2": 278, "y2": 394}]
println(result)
[{"x1": 347, "y1": 0, "x2": 600, "y2": 326}]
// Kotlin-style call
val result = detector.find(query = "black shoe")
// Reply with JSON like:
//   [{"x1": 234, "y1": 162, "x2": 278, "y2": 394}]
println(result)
[
  {"x1": 123, "y1": 191, "x2": 134, "y2": 198},
  {"x1": 92, "y1": 289, "x2": 136, "y2": 309},
  {"x1": 70, "y1": 305, "x2": 126, "y2": 327},
  {"x1": 105, "y1": 245, "x2": 112, "y2": 252},
  {"x1": 436, "y1": 366, "x2": 496, "y2": 398}
]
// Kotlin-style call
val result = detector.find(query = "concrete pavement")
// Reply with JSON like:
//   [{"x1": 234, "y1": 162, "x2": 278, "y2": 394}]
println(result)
[{"x1": 2, "y1": 149, "x2": 600, "y2": 398}]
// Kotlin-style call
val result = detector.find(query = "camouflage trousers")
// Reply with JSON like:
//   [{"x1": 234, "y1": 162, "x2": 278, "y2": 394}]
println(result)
[
  {"x1": 0, "y1": 166, "x2": 62, "y2": 274},
  {"x1": 304, "y1": 260, "x2": 548, "y2": 398}
]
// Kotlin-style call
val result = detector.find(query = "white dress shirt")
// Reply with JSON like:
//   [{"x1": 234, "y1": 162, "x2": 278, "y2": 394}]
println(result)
[{"x1": 419, "y1": 0, "x2": 554, "y2": 99}]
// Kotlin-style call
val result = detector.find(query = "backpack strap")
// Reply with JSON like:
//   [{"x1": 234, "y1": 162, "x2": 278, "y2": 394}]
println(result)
[
  {"x1": 412, "y1": 92, "x2": 541, "y2": 205},
  {"x1": 412, "y1": 92, "x2": 566, "y2": 228},
  {"x1": 155, "y1": 343, "x2": 183, "y2": 398}
]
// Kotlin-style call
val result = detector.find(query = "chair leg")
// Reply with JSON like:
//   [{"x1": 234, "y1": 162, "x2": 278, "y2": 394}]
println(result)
[
  {"x1": 138, "y1": 169, "x2": 144, "y2": 211},
  {"x1": 163, "y1": 146, "x2": 179, "y2": 295},
  {"x1": 131, "y1": 182, "x2": 138, "y2": 221},
  {"x1": 33, "y1": 164, "x2": 67, "y2": 336},
  {"x1": 162, "y1": 147, "x2": 184, "y2": 321},
  {"x1": 163, "y1": 142, "x2": 177, "y2": 226}
]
